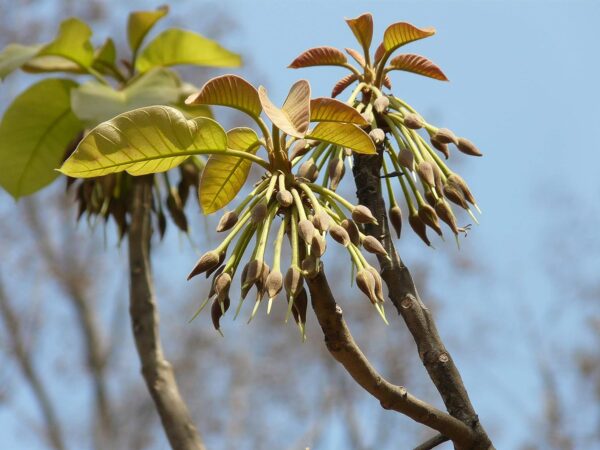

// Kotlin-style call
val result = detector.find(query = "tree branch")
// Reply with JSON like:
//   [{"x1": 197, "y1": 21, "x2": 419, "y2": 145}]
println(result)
[
  {"x1": 414, "y1": 433, "x2": 450, "y2": 450},
  {"x1": 352, "y1": 150, "x2": 494, "y2": 450},
  {"x1": 128, "y1": 175, "x2": 205, "y2": 450},
  {"x1": 306, "y1": 269, "x2": 474, "y2": 448}
]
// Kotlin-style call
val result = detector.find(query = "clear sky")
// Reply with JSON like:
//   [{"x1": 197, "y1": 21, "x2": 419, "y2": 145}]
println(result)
[{"x1": 1, "y1": 1, "x2": 599, "y2": 449}]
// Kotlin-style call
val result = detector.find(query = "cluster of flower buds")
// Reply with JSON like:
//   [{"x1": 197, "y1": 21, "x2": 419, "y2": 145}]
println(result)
[{"x1": 187, "y1": 168, "x2": 390, "y2": 337}]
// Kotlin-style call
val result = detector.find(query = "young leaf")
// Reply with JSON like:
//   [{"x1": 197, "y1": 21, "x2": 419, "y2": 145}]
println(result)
[
  {"x1": 127, "y1": 5, "x2": 169, "y2": 55},
  {"x1": 310, "y1": 98, "x2": 368, "y2": 125},
  {"x1": 306, "y1": 122, "x2": 375, "y2": 155},
  {"x1": 331, "y1": 73, "x2": 358, "y2": 98},
  {"x1": 345, "y1": 48, "x2": 365, "y2": 68},
  {"x1": 388, "y1": 53, "x2": 448, "y2": 81},
  {"x1": 288, "y1": 46, "x2": 347, "y2": 69},
  {"x1": 0, "y1": 44, "x2": 42, "y2": 80},
  {"x1": 36, "y1": 18, "x2": 95, "y2": 68},
  {"x1": 345, "y1": 13, "x2": 373, "y2": 54},
  {"x1": 383, "y1": 22, "x2": 436, "y2": 54},
  {"x1": 71, "y1": 68, "x2": 181, "y2": 124},
  {"x1": 60, "y1": 106, "x2": 227, "y2": 178},
  {"x1": 92, "y1": 38, "x2": 117, "y2": 74},
  {"x1": 185, "y1": 74, "x2": 262, "y2": 119},
  {"x1": 135, "y1": 29, "x2": 241, "y2": 73},
  {"x1": 258, "y1": 81, "x2": 310, "y2": 138},
  {"x1": 200, "y1": 128, "x2": 260, "y2": 214},
  {"x1": 0, "y1": 79, "x2": 82, "y2": 198}
]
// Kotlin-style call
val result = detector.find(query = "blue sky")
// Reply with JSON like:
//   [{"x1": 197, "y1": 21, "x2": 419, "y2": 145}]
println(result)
[{"x1": 1, "y1": 1, "x2": 600, "y2": 448}]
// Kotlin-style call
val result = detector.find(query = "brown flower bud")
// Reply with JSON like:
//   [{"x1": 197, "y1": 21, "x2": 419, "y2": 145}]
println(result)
[
  {"x1": 276, "y1": 189, "x2": 294, "y2": 207},
  {"x1": 408, "y1": 212, "x2": 431, "y2": 246},
  {"x1": 398, "y1": 148, "x2": 415, "y2": 170},
  {"x1": 240, "y1": 262, "x2": 251, "y2": 299},
  {"x1": 266, "y1": 270, "x2": 283, "y2": 299},
  {"x1": 211, "y1": 296, "x2": 230, "y2": 332},
  {"x1": 297, "y1": 160, "x2": 319, "y2": 182},
  {"x1": 431, "y1": 139, "x2": 450, "y2": 159},
  {"x1": 166, "y1": 190, "x2": 188, "y2": 232},
  {"x1": 366, "y1": 266, "x2": 385, "y2": 303},
  {"x1": 205, "y1": 251, "x2": 226, "y2": 278},
  {"x1": 403, "y1": 113, "x2": 423, "y2": 130},
  {"x1": 254, "y1": 262, "x2": 271, "y2": 300},
  {"x1": 329, "y1": 223, "x2": 350, "y2": 247},
  {"x1": 424, "y1": 189, "x2": 437, "y2": 207},
  {"x1": 389, "y1": 205, "x2": 402, "y2": 238},
  {"x1": 341, "y1": 219, "x2": 361, "y2": 246},
  {"x1": 208, "y1": 265, "x2": 226, "y2": 297},
  {"x1": 214, "y1": 272, "x2": 232, "y2": 298},
  {"x1": 352, "y1": 205, "x2": 377, "y2": 225},
  {"x1": 416, "y1": 161, "x2": 435, "y2": 187},
  {"x1": 216, "y1": 210, "x2": 238, "y2": 232},
  {"x1": 362, "y1": 235, "x2": 389, "y2": 258},
  {"x1": 373, "y1": 96, "x2": 389, "y2": 113},
  {"x1": 447, "y1": 174, "x2": 477, "y2": 205},
  {"x1": 327, "y1": 157, "x2": 345, "y2": 191},
  {"x1": 301, "y1": 253, "x2": 320, "y2": 278},
  {"x1": 369, "y1": 128, "x2": 385, "y2": 144},
  {"x1": 443, "y1": 182, "x2": 468, "y2": 209},
  {"x1": 435, "y1": 199, "x2": 459, "y2": 235},
  {"x1": 356, "y1": 269, "x2": 377, "y2": 304},
  {"x1": 298, "y1": 219, "x2": 316, "y2": 244},
  {"x1": 251, "y1": 199, "x2": 268, "y2": 224},
  {"x1": 432, "y1": 164, "x2": 444, "y2": 197},
  {"x1": 284, "y1": 266, "x2": 304, "y2": 299},
  {"x1": 312, "y1": 210, "x2": 330, "y2": 232},
  {"x1": 418, "y1": 203, "x2": 443, "y2": 236},
  {"x1": 432, "y1": 128, "x2": 458, "y2": 145},
  {"x1": 244, "y1": 259, "x2": 268, "y2": 288},
  {"x1": 188, "y1": 250, "x2": 221, "y2": 280},
  {"x1": 457, "y1": 137, "x2": 482, "y2": 157},
  {"x1": 311, "y1": 234, "x2": 327, "y2": 257},
  {"x1": 291, "y1": 287, "x2": 308, "y2": 327},
  {"x1": 289, "y1": 139, "x2": 310, "y2": 160}
]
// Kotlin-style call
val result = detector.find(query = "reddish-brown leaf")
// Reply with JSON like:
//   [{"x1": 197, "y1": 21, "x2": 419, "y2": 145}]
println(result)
[
  {"x1": 331, "y1": 73, "x2": 358, "y2": 98},
  {"x1": 258, "y1": 80, "x2": 311, "y2": 138},
  {"x1": 383, "y1": 75, "x2": 392, "y2": 89},
  {"x1": 388, "y1": 53, "x2": 448, "y2": 81},
  {"x1": 310, "y1": 98, "x2": 368, "y2": 125},
  {"x1": 288, "y1": 46, "x2": 347, "y2": 68},
  {"x1": 374, "y1": 43, "x2": 386, "y2": 64},
  {"x1": 383, "y1": 22, "x2": 436, "y2": 53},
  {"x1": 345, "y1": 48, "x2": 365, "y2": 68},
  {"x1": 345, "y1": 13, "x2": 373, "y2": 52}
]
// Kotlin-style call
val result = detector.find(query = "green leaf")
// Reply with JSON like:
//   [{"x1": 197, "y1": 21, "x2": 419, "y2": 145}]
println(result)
[
  {"x1": 383, "y1": 22, "x2": 436, "y2": 54},
  {"x1": 0, "y1": 79, "x2": 82, "y2": 198},
  {"x1": 306, "y1": 122, "x2": 375, "y2": 155},
  {"x1": 23, "y1": 56, "x2": 87, "y2": 74},
  {"x1": 310, "y1": 98, "x2": 368, "y2": 125},
  {"x1": 60, "y1": 105, "x2": 227, "y2": 178},
  {"x1": 0, "y1": 44, "x2": 42, "y2": 80},
  {"x1": 200, "y1": 128, "x2": 260, "y2": 214},
  {"x1": 37, "y1": 18, "x2": 95, "y2": 68},
  {"x1": 127, "y1": 5, "x2": 169, "y2": 55},
  {"x1": 258, "y1": 80, "x2": 310, "y2": 138},
  {"x1": 71, "y1": 68, "x2": 181, "y2": 124},
  {"x1": 135, "y1": 29, "x2": 241, "y2": 73},
  {"x1": 185, "y1": 74, "x2": 261, "y2": 119},
  {"x1": 92, "y1": 38, "x2": 117, "y2": 74}
]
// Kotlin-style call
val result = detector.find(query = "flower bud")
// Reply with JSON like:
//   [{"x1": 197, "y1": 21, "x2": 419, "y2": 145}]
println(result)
[
  {"x1": 284, "y1": 266, "x2": 304, "y2": 299},
  {"x1": 366, "y1": 266, "x2": 385, "y2": 303},
  {"x1": 431, "y1": 139, "x2": 449, "y2": 159},
  {"x1": 311, "y1": 234, "x2": 327, "y2": 257},
  {"x1": 389, "y1": 205, "x2": 402, "y2": 238},
  {"x1": 312, "y1": 210, "x2": 330, "y2": 232},
  {"x1": 205, "y1": 251, "x2": 226, "y2": 278},
  {"x1": 416, "y1": 161, "x2": 435, "y2": 187},
  {"x1": 251, "y1": 199, "x2": 268, "y2": 224},
  {"x1": 188, "y1": 250, "x2": 221, "y2": 280},
  {"x1": 297, "y1": 160, "x2": 319, "y2": 182},
  {"x1": 214, "y1": 272, "x2": 232, "y2": 298},
  {"x1": 266, "y1": 270, "x2": 283, "y2": 299},
  {"x1": 208, "y1": 266, "x2": 226, "y2": 297},
  {"x1": 369, "y1": 128, "x2": 385, "y2": 144},
  {"x1": 443, "y1": 182, "x2": 468, "y2": 209},
  {"x1": 424, "y1": 189, "x2": 437, "y2": 207},
  {"x1": 457, "y1": 137, "x2": 482, "y2": 157},
  {"x1": 447, "y1": 174, "x2": 477, "y2": 205},
  {"x1": 301, "y1": 253, "x2": 320, "y2": 278},
  {"x1": 341, "y1": 219, "x2": 361, "y2": 246},
  {"x1": 361, "y1": 235, "x2": 389, "y2": 258},
  {"x1": 327, "y1": 157, "x2": 345, "y2": 191},
  {"x1": 432, "y1": 128, "x2": 458, "y2": 145},
  {"x1": 166, "y1": 190, "x2": 188, "y2": 232},
  {"x1": 373, "y1": 96, "x2": 389, "y2": 113},
  {"x1": 211, "y1": 296, "x2": 230, "y2": 332},
  {"x1": 418, "y1": 204, "x2": 443, "y2": 236},
  {"x1": 398, "y1": 148, "x2": 415, "y2": 170},
  {"x1": 291, "y1": 287, "x2": 308, "y2": 327},
  {"x1": 409, "y1": 212, "x2": 431, "y2": 246},
  {"x1": 403, "y1": 113, "x2": 423, "y2": 130},
  {"x1": 216, "y1": 210, "x2": 238, "y2": 232},
  {"x1": 352, "y1": 205, "x2": 377, "y2": 225},
  {"x1": 329, "y1": 223, "x2": 350, "y2": 246},
  {"x1": 435, "y1": 200, "x2": 459, "y2": 235},
  {"x1": 356, "y1": 269, "x2": 377, "y2": 304},
  {"x1": 298, "y1": 219, "x2": 316, "y2": 244},
  {"x1": 289, "y1": 139, "x2": 310, "y2": 160},
  {"x1": 276, "y1": 189, "x2": 293, "y2": 207},
  {"x1": 432, "y1": 164, "x2": 444, "y2": 197},
  {"x1": 244, "y1": 259, "x2": 268, "y2": 288}
]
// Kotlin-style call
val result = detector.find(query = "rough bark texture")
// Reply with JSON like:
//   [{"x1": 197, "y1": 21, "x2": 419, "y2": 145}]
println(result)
[
  {"x1": 128, "y1": 176, "x2": 205, "y2": 450},
  {"x1": 352, "y1": 149, "x2": 494, "y2": 450},
  {"x1": 306, "y1": 270, "x2": 473, "y2": 447}
]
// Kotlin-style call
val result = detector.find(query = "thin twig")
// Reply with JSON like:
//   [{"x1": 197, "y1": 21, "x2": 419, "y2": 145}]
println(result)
[{"x1": 413, "y1": 433, "x2": 450, "y2": 450}]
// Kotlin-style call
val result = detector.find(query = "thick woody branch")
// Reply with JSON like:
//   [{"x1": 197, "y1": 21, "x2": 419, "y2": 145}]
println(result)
[
  {"x1": 352, "y1": 150, "x2": 494, "y2": 450},
  {"x1": 306, "y1": 270, "x2": 473, "y2": 448},
  {"x1": 128, "y1": 176, "x2": 205, "y2": 450}
]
